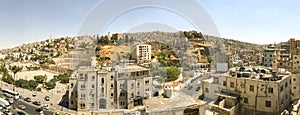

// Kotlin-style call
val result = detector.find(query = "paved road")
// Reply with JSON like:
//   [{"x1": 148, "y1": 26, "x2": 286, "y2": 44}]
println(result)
[
  {"x1": 14, "y1": 99, "x2": 54, "y2": 115},
  {"x1": 180, "y1": 73, "x2": 210, "y2": 96},
  {"x1": 0, "y1": 91, "x2": 54, "y2": 115}
]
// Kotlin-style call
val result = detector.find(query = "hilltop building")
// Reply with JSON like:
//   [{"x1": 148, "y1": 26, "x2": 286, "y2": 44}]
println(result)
[{"x1": 132, "y1": 44, "x2": 152, "y2": 64}]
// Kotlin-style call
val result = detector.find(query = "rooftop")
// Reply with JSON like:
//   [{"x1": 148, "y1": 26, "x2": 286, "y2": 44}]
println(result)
[{"x1": 228, "y1": 66, "x2": 291, "y2": 82}]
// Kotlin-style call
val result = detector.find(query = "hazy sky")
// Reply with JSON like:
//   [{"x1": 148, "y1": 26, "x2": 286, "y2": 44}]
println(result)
[{"x1": 1, "y1": 0, "x2": 300, "y2": 49}]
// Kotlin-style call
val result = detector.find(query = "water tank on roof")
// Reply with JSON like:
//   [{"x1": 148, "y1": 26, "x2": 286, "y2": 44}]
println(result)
[{"x1": 163, "y1": 86, "x2": 173, "y2": 98}]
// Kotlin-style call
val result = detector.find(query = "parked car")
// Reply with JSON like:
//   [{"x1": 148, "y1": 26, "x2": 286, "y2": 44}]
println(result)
[
  {"x1": 18, "y1": 105, "x2": 26, "y2": 110},
  {"x1": 41, "y1": 104, "x2": 49, "y2": 110},
  {"x1": 32, "y1": 92, "x2": 37, "y2": 97},
  {"x1": 24, "y1": 97, "x2": 31, "y2": 102},
  {"x1": 13, "y1": 111, "x2": 26, "y2": 115},
  {"x1": 195, "y1": 86, "x2": 200, "y2": 91},
  {"x1": 33, "y1": 101, "x2": 41, "y2": 106},
  {"x1": 36, "y1": 108, "x2": 44, "y2": 115},
  {"x1": 4, "y1": 109, "x2": 12, "y2": 115},
  {"x1": 44, "y1": 96, "x2": 50, "y2": 101}
]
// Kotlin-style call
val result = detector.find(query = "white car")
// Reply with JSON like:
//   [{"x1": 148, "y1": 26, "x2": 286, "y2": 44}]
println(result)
[
  {"x1": 42, "y1": 104, "x2": 49, "y2": 110},
  {"x1": 4, "y1": 109, "x2": 12, "y2": 115},
  {"x1": 18, "y1": 105, "x2": 26, "y2": 110}
]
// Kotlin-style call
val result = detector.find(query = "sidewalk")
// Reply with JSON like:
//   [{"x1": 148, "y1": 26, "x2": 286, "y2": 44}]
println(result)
[{"x1": 0, "y1": 80, "x2": 76, "y2": 115}]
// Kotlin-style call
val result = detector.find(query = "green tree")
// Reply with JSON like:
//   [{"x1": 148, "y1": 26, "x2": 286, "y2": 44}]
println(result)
[
  {"x1": 54, "y1": 73, "x2": 70, "y2": 83},
  {"x1": 166, "y1": 67, "x2": 180, "y2": 82},
  {"x1": 34, "y1": 75, "x2": 47, "y2": 83},
  {"x1": 45, "y1": 78, "x2": 56, "y2": 90},
  {"x1": 9, "y1": 65, "x2": 22, "y2": 91},
  {"x1": 207, "y1": 56, "x2": 213, "y2": 63},
  {"x1": 95, "y1": 46, "x2": 101, "y2": 52},
  {"x1": 2, "y1": 73, "x2": 14, "y2": 84},
  {"x1": 28, "y1": 80, "x2": 39, "y2": 90}
]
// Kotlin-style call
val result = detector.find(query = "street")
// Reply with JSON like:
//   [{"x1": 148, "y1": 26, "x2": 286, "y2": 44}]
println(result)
[
  {"x1": 0, "y1": 90, "x2": 54, "y2": 115},
  {"x1": 14, "y1": 99, "x2": 54, "y2": 115},
  {"x1": 148, "y1": 72, "x2": 211, "y2": 112}
]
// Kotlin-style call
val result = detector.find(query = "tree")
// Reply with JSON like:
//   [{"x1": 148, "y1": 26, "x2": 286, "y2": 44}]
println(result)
[
  {"x1": 156, "y1": 77, "x2": 165, "y2": 84},
  {"x1": 207, "y1": 56, "x2": 213, "y2": 63},
  {"x1": 95, "y1": 46, "x2": 101, "y2": 52},
  {"x1": 34, "y1": 75, "x2": 47, "y2": 83},
  {"x1": 9, "y1": 65, "x2": 22, "y2": 92},
  {"x1": 1, "y1": 72, "x2": 14, "y2": 84},
  {"x1": 54, "y1": 73, "x2": 70, "y2": 83},
  {"x1": 166, "y1": 67, "x2": 180, "y2": 82},
  {"x1": 28, "y1": 80, "x2": 39, "y2": 90},
  {"x1": 45, "y1": 78, "x2": 56, "y2": 90}
]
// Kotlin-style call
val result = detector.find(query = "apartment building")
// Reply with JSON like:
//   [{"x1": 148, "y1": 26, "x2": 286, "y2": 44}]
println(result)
[
  {"x1": 203, "y1": 66, "x2": 292, "y2": 115},
  {"x1": 263, "y1": 44, "x2": 290, "y2": 68},
  {"x1": 68, "y1": 63, "x2": 152, "y2": 114},
  {"x1": 132, "y1": 44, "x2": 151, "y2": 64},
  {"x1": 115, "y1": 63, "x2": 152, "y2": 109}
]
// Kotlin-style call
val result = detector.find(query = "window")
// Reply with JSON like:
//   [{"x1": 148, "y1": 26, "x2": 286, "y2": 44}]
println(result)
[
  {"x1": 137, "y1": 91, "x2": 140, "y2": 96},
  {"x1": 145, "y1": 80, "x2": 149, "y2": 84},
  {"x1": 71, "y1": 101, "x2": 74, "y2": 104},
  {"x1": 137, "y1": 83, "x2": 140, "y2": 87},
  {"x1": 268, "y1": 87, "x2": 273, "y2": 93},
  {"x1": 101, "y1": 87, "x2": 104, "y2": 94},
  {"x1": 91, "y1": 94, "x2": 94, "y2": 98},
  {"x1": 92, "y1": 85, "x2": 95, "y2": 89},
  {"x1": 121, "y1": 92, "x2": 125, "y2": 96},
  {"x1": 91, "y1": 103, "x2": 94, "y2": 107},
  {"x1": 111, "y1": 93, "x2": 113, "y2": 97},
  {"x1": 205, "y1": 88, "x2": 209, "y2": 93},
  {"x1": 223, "y1": 81, "x2": 226, "y2": 86},
  {"x1": 81, "y1": 85, "x2": 85, "y2": 89},
  {"x1": 120, "y1": 84, "x2": 124, "y2": 88},
  {"x1": 294, "y1": 78, "x2": 296, "y2": 81},
  {"x1": 294, "y1": 87, "x2": 296, "y2": 89},
  {"x1": 110, "y1": 76, "x2": 113, "y2": 80},
  {"x1": 81, "y1": 94, "x2": 85, "y2": 98},
  {"x1": 80, "y1": 73, "x2": 83, "y2": 76},
  {"x1": 71, "y1": 83, "x2": 74, "y2": 88},
  {"x1": 266, "y1": 101, "x2": 271, "y2": 107},
  {"x1": 250, "y1": 85, "x2": 254, "y2": 92},
  {"x1": 285, "y1": 82, "x2": 288, "y2": 88},
  {"x1": 85, "y1": 74, "x2": 88, "y2": 79},
  {"x1": 80, "y1": 103, "x2": 86, "y2": 108},
  {"x1": 101, "y1": 78, "x2": 104, "y2": 84},
  {"x1": 280, "y1": 86, "x2": 284, "y2": 92},
  {"x1": 92, "y1": 76, "x2": 95, "y2": 80},
  {"x1": 230, "y1": 82, "x2": 234, "y2": 88},
  {"x1": 111, "y1": 84, "x2": 113, "y2": 88},
  {"x1": 111, "y1": 102, "x2": 114, "y2": 105},
  {"x1": 244, "y1": 98, "x2": 248, "y2": 104}
]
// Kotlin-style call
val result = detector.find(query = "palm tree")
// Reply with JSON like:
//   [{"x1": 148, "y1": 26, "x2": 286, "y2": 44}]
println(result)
[{"x1": 9, "y1": 65, "x2": 22, "y2": 92}]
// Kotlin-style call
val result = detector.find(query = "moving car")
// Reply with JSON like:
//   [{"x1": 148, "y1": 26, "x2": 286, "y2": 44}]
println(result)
[
  {"x1": 18, "y1": 105, "x2": 26, "y2": 110},
  {"x1": 24, "y1": 97, "x2": 31, "y2": 102},
  {"x1": 13, "y1": 111, "x2": 26, "y2": 115}
]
